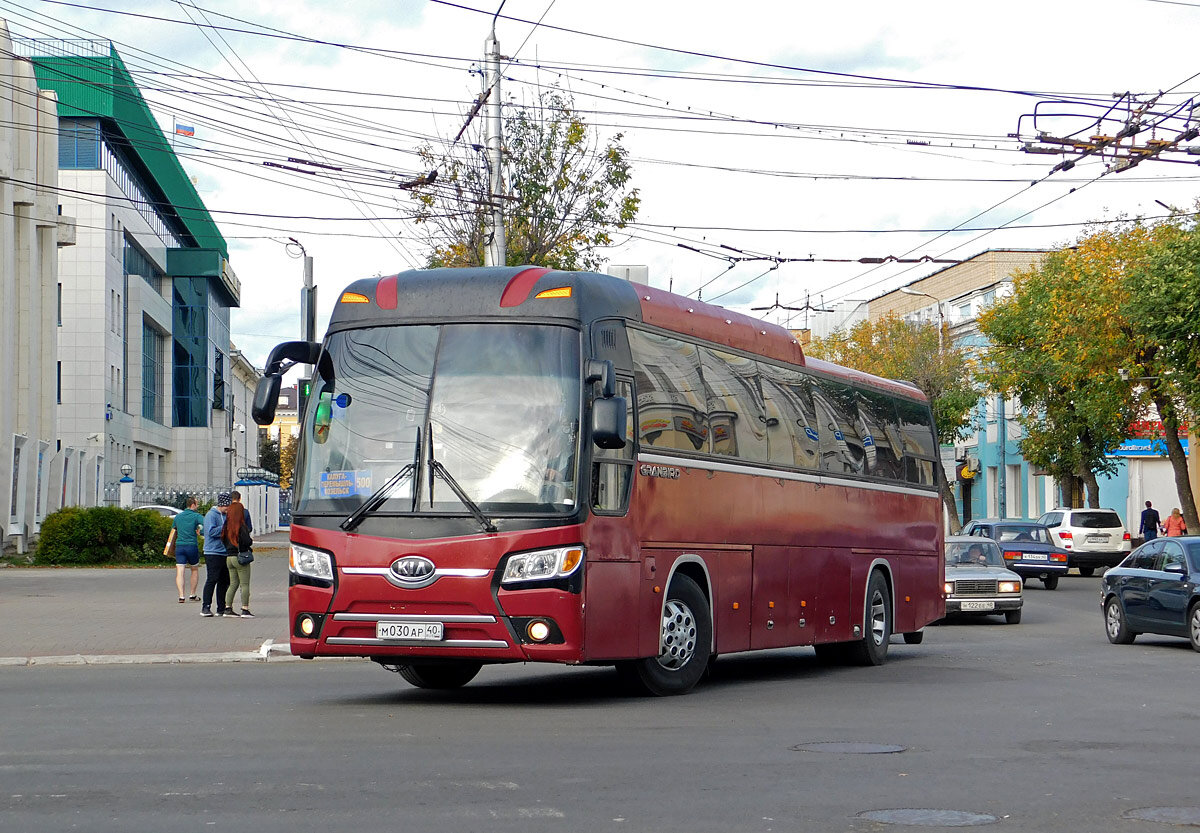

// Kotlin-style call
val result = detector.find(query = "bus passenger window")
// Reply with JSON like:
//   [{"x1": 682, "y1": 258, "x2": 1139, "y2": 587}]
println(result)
[
  {"x1": 760, "y1": 363, "x2": 819, "y2": 470},
  {"x1": 895, "y1": 396, "x2": 938, "y2": 486},
  {"x1": 810, "y1": 380, "x2": 865, "y2": 475},
  {"x1": 855, "y1": 389, "x2": 903, "y2": 481},
  {"x1": 629, "y1": 329, "x2": 709, "y2": 452},
  {"x1": 700, "y1": 347, "x2": 769, "y2": 463}
]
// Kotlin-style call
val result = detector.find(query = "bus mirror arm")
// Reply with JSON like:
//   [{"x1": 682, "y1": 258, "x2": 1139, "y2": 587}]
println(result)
[
  {"x1": 251, "y1": 340, "x2": 322, "y2": 426},
  {"x1": 586, "y1": 359, "x2": 616, "y2": 399}
]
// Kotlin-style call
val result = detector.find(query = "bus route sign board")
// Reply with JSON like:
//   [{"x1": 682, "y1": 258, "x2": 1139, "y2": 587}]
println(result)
[{"x1": 319, "y1": 470, "x2": 374, "y2": 498}]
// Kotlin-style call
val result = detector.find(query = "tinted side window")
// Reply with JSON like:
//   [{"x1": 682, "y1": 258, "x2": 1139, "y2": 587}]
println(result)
[
  {"x1": 699, "y1": 347, "x2": 769, "y2": 463},
  {"x1": 855, "y1": 389, "x2": 905, "y2": 481},
  {"x1": 759, "y1": 363, "x2": 819, "y2": 470},
  {"x1": 629, "y1": 330, "x2": 709, "y2": 453},
  {"x1": 895, "y1": 396, "x2": 938, "y2": 486},
  {"x1": 1131, "y1": 540, "x2": 1163, "y2": 570},
  {"x1": 1039, "y1": 513, "x2": 1062, "y2": 527},
  {"x1": 1161, "y1": 541, "x2": 1186, "y2": 571},
  {"x1": 810, "y1": 379, "x2": 864, "y2": 475}
]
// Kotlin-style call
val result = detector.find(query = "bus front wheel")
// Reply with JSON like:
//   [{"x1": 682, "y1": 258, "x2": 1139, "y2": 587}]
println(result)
[
  {"x1": 621, "y1": 574, "x2": 712, "y2": 696},
  {"x1": 391, "y1": 661, "x2": 482, "y2": 689}
]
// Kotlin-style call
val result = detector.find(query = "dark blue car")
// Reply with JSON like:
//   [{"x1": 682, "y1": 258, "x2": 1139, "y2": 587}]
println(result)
[
  {"x1": 1102, "y1": 537, "x2": 1200, "y2": 652},
  {"x1": 961, "y1": 519, "x2": 1070, "y2": 590}
]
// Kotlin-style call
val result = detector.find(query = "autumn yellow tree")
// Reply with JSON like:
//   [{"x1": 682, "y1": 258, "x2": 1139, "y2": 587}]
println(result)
[
  {"x1": 808, "y1": 314, "x2": 977, "y2": 530},
  {"x1": 979, "y1": 220, "x2": 1195, "y2": 528}
]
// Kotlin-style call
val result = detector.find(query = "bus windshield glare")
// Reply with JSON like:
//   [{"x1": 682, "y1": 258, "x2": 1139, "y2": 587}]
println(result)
[{"x1": 294, "y1": 323, "x2": 580, "y2": 517}]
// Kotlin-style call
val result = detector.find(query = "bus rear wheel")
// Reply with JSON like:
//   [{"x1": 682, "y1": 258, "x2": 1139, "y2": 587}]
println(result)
[
  {"x1": 621, "y1": 574, "x2": 712, "y2": 696},
  {"x1": 391, "y1": 661, "x2": 482, "y2": 689},
  {"x1": 845, "y1": 571, "x2": 891, "y2": 666}
]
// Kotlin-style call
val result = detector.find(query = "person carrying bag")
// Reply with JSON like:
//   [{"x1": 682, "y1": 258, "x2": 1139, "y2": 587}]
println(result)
[{"x1": 221, "y1": 491, "x2": 256, "y2": 617}]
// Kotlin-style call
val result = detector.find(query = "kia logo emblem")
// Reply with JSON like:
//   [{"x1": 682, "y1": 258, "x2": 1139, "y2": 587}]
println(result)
[{"x1": 389, "y1": 556, "x2": 437, "y2": 588}]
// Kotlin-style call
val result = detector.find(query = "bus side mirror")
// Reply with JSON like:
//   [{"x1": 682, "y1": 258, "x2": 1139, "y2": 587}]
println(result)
[
  {"x1": 593, "y1": 396, "x2": 627, "y2": 449},
  {"x1": 251, "y1": 375, "x2": 283, "y2": 426}
]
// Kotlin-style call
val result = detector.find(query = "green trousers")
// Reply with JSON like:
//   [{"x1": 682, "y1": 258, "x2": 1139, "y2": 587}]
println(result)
[{"x1": 225, "y1": 555, "x2": 252, "y2": 610}]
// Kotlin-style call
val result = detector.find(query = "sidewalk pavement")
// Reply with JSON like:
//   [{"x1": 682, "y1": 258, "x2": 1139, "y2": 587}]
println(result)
[{"x1": 0, "y1": 530, "x2": 308, "y2": 666}]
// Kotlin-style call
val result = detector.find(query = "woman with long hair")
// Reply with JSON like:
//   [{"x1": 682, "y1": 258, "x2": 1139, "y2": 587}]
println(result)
[
  {"x1": 1163, "y1": 507, "x2": 1188, "y2": 538},
  {"x1": 222, "y1": 491, "x2": 255, "y2": 617}
]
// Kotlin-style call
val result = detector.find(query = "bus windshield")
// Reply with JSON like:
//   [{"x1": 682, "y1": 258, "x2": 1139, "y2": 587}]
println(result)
[{"x1": 294, "y1": 323, "x2": 580, "y2": 517}]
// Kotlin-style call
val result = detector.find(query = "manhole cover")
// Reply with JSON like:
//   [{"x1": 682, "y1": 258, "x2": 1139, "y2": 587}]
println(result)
[
  {"x1": 791, "y1": 742, "x2": 906, "y2": 754},
  {"x1": 1123, "y1": 807, "x2": 1200, "y2": 826},
  {"x1": 858, "y1": 809, "x2": 997, "y2": 827}
]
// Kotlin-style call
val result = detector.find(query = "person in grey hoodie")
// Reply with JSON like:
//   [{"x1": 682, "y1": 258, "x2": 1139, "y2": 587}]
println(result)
[{"x1": 200, "y1": 492, "x2": 231, "y2": 617}]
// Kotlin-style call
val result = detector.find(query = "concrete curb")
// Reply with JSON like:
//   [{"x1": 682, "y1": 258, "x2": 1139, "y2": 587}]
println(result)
[
  {"x1": 0, "y1": 640, "x2": 369, "y2": 667},
  {"x1": 2, "y1": 639, "x2": 299, "y2": 667}
]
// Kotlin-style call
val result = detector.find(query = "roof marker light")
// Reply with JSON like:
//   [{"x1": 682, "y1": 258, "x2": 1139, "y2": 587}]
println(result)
[
  {"x1": 340, "y1": 292, "x2": 370, "y2": 304},
  {"x1": 534, "y1": 286, "x2": 572, "y2": 299}
]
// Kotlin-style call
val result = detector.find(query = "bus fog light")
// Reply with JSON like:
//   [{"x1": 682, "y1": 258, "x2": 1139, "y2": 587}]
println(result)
[
  {"x1": 299, "y1": 615, "x2": 316, "y2": 636},
  {"x1": 527, "y1": 620, "x2": 551, "y2": 642}
]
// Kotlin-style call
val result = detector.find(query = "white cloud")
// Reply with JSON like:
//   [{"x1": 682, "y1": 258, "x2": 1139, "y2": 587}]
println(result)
[{"x1": 11, "y1": 0, "x2": 1199, "y2": 355}]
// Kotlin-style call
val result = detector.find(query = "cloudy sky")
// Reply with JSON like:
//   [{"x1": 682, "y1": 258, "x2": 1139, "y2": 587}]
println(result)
[{"x1": 6, "y1": 0, "x2": 1200, "y2": 365}]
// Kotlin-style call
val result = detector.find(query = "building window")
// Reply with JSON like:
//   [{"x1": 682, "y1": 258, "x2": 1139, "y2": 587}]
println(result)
[
  {"x1": 142, "y1": 323, "x2": 164, "y2": 424},
  {"x1": 57, "y1": 283, "x2": 62, "y2": 326},
  {"x1": 56, "y1": 362, "x2": 61, "y2": 404},
  {"x1": 212, "y1": 349, "x2": 226, "y2": 410},
  {"x1": 172, "y1": 277, "x2": 208, "y2": 428},
  {"x1": 124, "y1": 236, "x2": 165, "y2": 294},
  {"x1": 56, "y1": 119, "x2": 101, "y2": 169}
]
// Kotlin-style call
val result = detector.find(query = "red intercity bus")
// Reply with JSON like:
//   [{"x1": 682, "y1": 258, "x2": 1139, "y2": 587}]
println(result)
[{"x1": 253, "y1": 267, "x2": 944, "y2": 695}]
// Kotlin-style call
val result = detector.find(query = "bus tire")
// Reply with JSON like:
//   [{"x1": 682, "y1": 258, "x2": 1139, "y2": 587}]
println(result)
[
  {"x1": 626, "y1": 574, "x2": 711, "y2": 696},
  {"x1": 393, "y1": 661, "x2": 482, "y2": 689},
  {"x1": 846, "y1": 571, "x2": 891, "y2": 666}
]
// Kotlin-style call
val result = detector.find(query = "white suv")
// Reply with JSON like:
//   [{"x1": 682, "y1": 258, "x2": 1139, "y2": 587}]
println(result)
[{"x1": 1035, "y1": 508, "x2": 1131, "y2": 576}]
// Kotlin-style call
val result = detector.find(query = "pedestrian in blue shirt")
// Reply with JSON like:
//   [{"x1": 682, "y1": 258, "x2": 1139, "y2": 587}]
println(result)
[
  {"x1": 201, "y1": 492, "x2": 232, "y2": 617},
  {"x1": 171, "y1": 496, "x2": 204, "y2": 603}
]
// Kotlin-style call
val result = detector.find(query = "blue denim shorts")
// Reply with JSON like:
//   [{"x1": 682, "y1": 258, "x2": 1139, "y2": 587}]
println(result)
[{"x1": 175, "y1": 546, "x2": 200, "y2": 566}]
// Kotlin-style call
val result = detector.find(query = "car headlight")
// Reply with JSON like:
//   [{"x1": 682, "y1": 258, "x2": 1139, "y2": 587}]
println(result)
[
  {"x1": 998, "y1": 580, "x2": 1021, "y2": 594},
  {"x1": 502, "y1": 546, "x2": 584, "y2": 584},
  {"x1": 290, "y1": 543, "x2": 334, "y2": 581},
  {"x1": 944, "y1": 582, "x2": 954, "y2": 595}
]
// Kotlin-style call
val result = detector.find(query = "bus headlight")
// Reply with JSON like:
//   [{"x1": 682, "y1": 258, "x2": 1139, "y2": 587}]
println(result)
[
  {"x1": 502, "y1": 546, "x2": 584, "y2": 584},
  {"x1": 291, "y1": 544, "x2": 334, "y2": 581}
]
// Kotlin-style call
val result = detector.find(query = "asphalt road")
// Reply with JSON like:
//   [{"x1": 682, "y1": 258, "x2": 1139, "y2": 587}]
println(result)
[{"x1": 4, "y1": 573, "x2": 1198, "y2": 833}]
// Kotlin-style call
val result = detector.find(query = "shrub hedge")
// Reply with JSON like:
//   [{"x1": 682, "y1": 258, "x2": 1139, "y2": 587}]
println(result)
[{"x1": 35, "y1": 506, "x2": 176, "y2": 566}]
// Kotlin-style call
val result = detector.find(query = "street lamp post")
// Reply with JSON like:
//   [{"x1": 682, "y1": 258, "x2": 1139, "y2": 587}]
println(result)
[{"x1": 900, "y1": 286, "x2": 945, "y2": 354}]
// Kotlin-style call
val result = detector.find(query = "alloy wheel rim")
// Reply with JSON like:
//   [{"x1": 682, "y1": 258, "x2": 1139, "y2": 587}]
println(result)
[
  {"x1": 1107, "y1": 602, "x2": 1121, "y2": 638},
  {"x1": 1191, "y1": 609, "x2": 1200, "y2": 645},
  {"x1": 869, "y1": 590, "x2": 887, "y2": 645},
  {"x1": 657, "y1": 598, "x2": 698, "y2": 670}
]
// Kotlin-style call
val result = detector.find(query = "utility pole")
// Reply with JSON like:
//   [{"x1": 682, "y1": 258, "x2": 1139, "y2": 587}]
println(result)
[
  {"x1": 483, "y1": 25, "x2": 506, "y2": 267},
  {"x1": 288, "y1": 237, "x2": 316, "y2": 413},
  {"x1": 998, "y1": 396, "x2": 1007, "y2": 518}
]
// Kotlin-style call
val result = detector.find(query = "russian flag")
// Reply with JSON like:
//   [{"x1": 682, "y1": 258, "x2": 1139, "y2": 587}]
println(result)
[{"x1": 175, "y1": 124, "x2": 195, "y2": 137}]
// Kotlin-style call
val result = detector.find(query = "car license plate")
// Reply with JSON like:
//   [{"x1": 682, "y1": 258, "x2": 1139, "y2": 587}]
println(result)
[
  {"x1": 376, "y1": 621, "x2": 444, "y2": 641},
  {"x1": 1086, "y1": 534, "x2": 1109, "y2": 543},
  {"x1": 960, "y1": 601, "x2": 995, "y2": 612},
  {"x1": 1021, "y1": 553, "x2": 1047, "y2": 561}
]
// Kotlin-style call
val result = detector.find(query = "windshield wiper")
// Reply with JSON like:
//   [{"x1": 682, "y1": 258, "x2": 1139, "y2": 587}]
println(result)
[
  {"x1": 340, "y1": 429, "x2": 421, "y2": 532},
  {"x1": 427, "y1": 428, "x2": 497, "y2": 533}
]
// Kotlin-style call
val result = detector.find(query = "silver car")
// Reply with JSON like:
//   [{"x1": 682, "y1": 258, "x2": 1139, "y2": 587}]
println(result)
[{"x1": 943, "y1": 536, "x2": 1024, "y2": 624}]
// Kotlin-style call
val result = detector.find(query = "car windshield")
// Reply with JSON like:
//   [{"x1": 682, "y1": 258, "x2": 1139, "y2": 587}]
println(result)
[
  {"x1": 993, "y1": 524, "x2": 1050, "y2": 544},
  {"x1": 946, "y1": 541, "x2": 1004, "y2": 567},
  {"x1": 1072, "y1": 511, "x2": 1122, "y2": 529},
  {"x1": 293, "y1": 323, "x2": 581, "y2": 517}
]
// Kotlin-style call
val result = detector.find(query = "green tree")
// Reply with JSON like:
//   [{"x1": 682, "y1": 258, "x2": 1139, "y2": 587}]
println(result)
[
  {"x1": 279, "y1": 433, "x2": 298, "y2": 489},
  {"x1": 808, "y1": 314, "x2": 978, "y2": 530},
  {"x1": 258, "y1": 435, "x2": 281, "y2": 476},
  {"x1": 979, "y1": 221, "x2": 1196, "y2": 528},
  {"x1": 410, "y1": 88, "x2": 640, "y2": 270}
]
